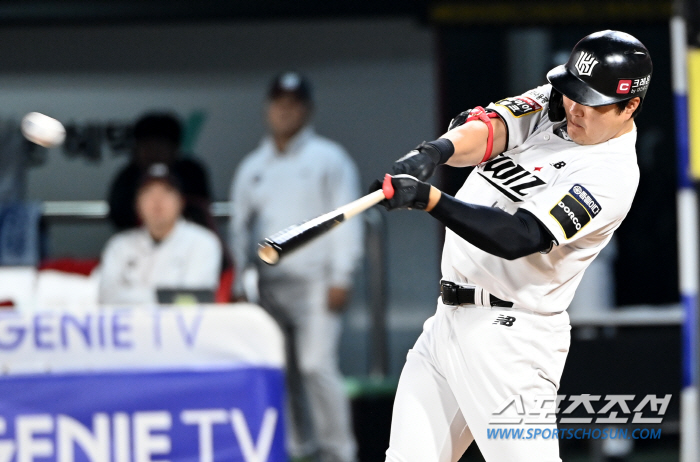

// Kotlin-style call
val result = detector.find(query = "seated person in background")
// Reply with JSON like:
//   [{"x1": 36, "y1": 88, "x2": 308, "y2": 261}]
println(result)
[
  {"x1": 108, "y1": 112, "x2": 212, "y2": 230},
  {"x1": 99, "y1": 164, "x2": 222, "y2": 305}
]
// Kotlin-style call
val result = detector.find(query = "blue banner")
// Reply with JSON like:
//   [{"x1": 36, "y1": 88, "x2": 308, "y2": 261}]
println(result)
[{"x1": 0, "y1": 367, "x2": 285, "y2": 462}]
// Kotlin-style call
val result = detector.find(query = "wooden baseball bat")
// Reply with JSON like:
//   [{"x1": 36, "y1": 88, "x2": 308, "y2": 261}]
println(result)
[{"x1": 258, "y1": 174, "x2": 395, "y2": 265}]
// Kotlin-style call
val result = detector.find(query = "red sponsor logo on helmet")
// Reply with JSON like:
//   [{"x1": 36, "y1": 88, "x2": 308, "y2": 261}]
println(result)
[{"x1": 617, "y1": 80, "x2": 632, "y2": 94}]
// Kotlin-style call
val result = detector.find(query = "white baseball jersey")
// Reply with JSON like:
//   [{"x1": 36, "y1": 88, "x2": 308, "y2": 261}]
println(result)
[
  {"x1": 99, "y1": 219, "x2": 222, "y2": 304},
  {"x1": 441, "y1": 84, "x2": 640, "y2": 313},
  {"x1": 230, "y1": 125, "x2": 363, "y2": 288}
]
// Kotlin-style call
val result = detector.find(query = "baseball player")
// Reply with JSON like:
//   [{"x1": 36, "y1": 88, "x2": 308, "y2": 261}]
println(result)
[{"x1": 373, "y1": 30, "x2": 652, "y2": 461}]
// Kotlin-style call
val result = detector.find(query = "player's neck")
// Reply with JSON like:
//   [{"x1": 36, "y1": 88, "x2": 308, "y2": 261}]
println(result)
[{"x1": 611, "y1": 118, "x2": 635, "y2": 140}]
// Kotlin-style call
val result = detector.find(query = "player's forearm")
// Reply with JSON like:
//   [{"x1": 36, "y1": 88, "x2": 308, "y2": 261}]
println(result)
[
  {"x1": 391, "y1": 115, "x2": 507, "y2": 181},
  {"x1": 440, "y1": 117, "x2": 508, "y2": 167},
  {"x1": 427, "y1": 192, "x2": 553, "y2": 260},
  {"x1": 426, "y1": 186, "x2": 442, "y2": 212}
]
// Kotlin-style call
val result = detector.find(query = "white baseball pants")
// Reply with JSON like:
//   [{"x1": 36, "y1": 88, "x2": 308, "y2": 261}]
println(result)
[{"x1": 386, "y1": 300, "x2": 571, "y2": 462}]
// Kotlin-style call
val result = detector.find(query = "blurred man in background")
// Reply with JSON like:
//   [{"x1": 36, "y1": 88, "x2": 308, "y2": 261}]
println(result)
[
  {"x1": 100, "y1": 163, "x2": 221, "y2": 304},
  {"x1": 107, "y1": 112, "x2": 212, "y2": 230},
  {"x1": 0, "y1": 120, "x2": 46, "y2": 266},
  {"x1": 0, "y1": 120, "x2": 45, "y2": 203},
  {"x1": 230, "y1": 72, "x2": 363, "y2": 462}
]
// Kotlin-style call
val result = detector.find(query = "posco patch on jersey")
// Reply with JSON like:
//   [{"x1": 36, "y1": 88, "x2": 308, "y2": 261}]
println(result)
[
  {"x1": 495, "y1": 96, "x2": 543, "y2": 118},
  {"x1": 549, "y1": 185, "x2": 601, "y2": 239}
]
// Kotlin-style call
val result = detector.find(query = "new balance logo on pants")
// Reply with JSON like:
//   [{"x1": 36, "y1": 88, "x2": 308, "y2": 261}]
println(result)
[{"x1": 493, "y1": 315, "x2": 516, "y2": 327}]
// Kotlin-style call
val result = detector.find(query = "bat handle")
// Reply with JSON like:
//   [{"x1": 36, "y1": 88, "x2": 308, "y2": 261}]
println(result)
[
  {"x1": 336, "y1": 175, "x2": 392, "y2": 220},
  {"x1": 340, "y1": 188, "x2": 386, "y2": 220}
]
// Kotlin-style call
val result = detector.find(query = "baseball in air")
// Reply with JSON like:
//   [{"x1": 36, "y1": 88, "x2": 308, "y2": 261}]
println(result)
[{"x1": 21, "y1": 112, "x2": 66, "y2": 148}]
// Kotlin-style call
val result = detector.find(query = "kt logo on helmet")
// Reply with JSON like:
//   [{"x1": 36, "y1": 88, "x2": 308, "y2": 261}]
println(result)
[
  {"x1": 575, "y1": 52, "x2": 599, "y2": 76},
  {"x1": 617, "y1": 80, "x2": 632, "y2": 94}
]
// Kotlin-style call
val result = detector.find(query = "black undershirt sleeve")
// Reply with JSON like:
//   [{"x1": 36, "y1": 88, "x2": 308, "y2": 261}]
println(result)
[{"x1": 428, "y1": 193, "x2": 555, "y2": 260}]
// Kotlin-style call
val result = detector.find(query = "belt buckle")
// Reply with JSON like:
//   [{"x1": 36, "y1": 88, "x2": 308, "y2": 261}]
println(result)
[{"x1": 440, "y1": 280, "x2": 459, "y2": 306}]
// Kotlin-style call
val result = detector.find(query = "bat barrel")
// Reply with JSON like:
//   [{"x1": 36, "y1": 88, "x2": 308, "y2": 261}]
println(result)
[
  {"x1": 257, "y1": 185, "x2": 389, "y2": 266},
  {"x1": 258, "y1": 240, "x2": 282, "y2": 265},
  {"x1": 257, "y1": 212, "x2": 345, "y2": 265}
]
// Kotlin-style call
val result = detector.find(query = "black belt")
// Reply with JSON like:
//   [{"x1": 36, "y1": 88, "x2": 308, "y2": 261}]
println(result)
[{"x1": 440, "y1": 280, "x2": 513, "y2": 308}]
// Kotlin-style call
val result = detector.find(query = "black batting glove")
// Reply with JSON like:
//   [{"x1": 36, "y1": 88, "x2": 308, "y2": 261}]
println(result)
[
  {"x1": 391, "y1": 139, "x2": 455, "y2": 181},
  {"x1": 369, "y1": 174, "x2": 432, "y2": 211},
  {"x1": 392, "y1": 142, "x2": 439, "y2": 181}
]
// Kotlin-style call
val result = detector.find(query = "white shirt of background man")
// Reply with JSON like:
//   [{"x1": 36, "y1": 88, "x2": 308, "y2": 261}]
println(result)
[{"x1": 99, "y1": 219, "x2": 222, "y2": 305}]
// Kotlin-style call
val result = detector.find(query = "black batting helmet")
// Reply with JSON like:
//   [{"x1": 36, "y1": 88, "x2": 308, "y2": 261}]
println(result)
[{"x1": 547, "y1": 30, "x2": 652, "y2": 107}]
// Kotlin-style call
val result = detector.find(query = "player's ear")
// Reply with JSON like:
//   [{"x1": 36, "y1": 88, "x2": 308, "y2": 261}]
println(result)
[
  {"x1": 548, "y1": 87, "x2": 565, "y2": 122},
  {"x1": 624, "y1": 97, "x2": 641, "y2": 118}
]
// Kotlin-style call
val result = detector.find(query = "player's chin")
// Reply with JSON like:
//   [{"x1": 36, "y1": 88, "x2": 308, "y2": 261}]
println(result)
[
  {"x1": 569, "y1": 135, "x2": 595, "y2": 146},
  {"x1": 567, "y1": 124, "x2": 589, "y2": 145},
  {"x1": 570, "y1": 136, "x2": 593, "y2": 146}
]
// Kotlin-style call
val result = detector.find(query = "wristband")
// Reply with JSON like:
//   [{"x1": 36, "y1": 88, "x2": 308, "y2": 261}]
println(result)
[{"x1": 422, "y1": 138, "x2": 455, "y2": 166}]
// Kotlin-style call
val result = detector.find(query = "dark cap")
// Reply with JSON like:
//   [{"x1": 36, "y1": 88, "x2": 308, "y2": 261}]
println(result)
[
  {"x1": 268, "y1": 72, "x2": 312, "y2": 103},
  {"x1": 133, "y1": 113, "x2": 182, "y2": 146},
  {"x1": 137, "y1": 163, "x2": 183, "y2": 194}
]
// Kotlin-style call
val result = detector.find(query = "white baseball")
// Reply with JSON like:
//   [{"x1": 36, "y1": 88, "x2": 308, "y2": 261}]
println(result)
[{"x1": 21, "y1": 112, "x2": 66, "y2": 148}]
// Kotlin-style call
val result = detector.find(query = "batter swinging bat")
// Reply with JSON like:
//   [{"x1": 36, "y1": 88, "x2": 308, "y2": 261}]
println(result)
[{"x1": 258, "y1": 174, "x2": 395, "y2": 265}]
